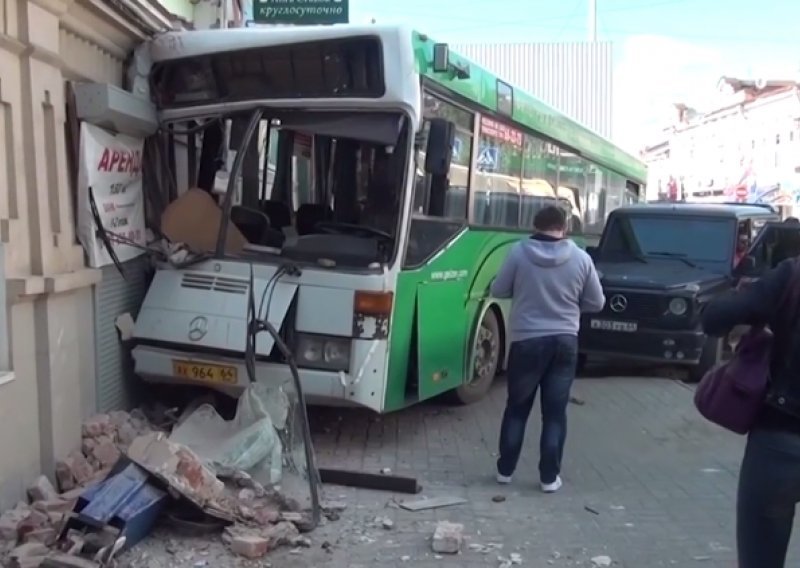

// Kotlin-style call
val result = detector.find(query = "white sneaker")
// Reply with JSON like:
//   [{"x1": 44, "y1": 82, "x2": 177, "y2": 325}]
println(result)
[
  {"x1": 496, "y1": 473, "x2": 512, "y2": 484},
  {"x1": 541, "y1": 476, "x2": 563, "y2": 493}
]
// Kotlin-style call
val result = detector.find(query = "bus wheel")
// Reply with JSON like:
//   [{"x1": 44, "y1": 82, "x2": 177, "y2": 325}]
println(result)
[{"x1": 452, "y1": 308, "x2": 501, "y2": 405}]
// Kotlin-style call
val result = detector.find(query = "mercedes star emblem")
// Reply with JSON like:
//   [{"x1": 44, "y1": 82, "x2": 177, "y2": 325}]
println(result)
[
  {"x1": 188, "y1": 316, "x2": 209, "y2": 341},
  {"x1": 609, "y1": 294, "x2": 628, "y2": 313}
]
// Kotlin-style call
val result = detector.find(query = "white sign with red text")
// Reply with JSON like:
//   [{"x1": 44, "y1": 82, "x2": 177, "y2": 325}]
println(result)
[{"x1": 77, "y1": 122, "x2": 146, "y2": 268}]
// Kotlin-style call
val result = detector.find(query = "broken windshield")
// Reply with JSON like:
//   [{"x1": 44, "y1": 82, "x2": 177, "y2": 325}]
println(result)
[{"x1": 202, "y1": 109, "x2": 410, "y2": 269}]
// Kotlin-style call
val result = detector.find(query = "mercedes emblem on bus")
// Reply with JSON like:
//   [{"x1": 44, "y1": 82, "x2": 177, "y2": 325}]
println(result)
[{"x1": 188, "y1": 316, "x2": 209, "y2": 341}]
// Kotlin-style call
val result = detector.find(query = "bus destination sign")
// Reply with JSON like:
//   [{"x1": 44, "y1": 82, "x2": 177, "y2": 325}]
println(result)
[{"x1": 252, "y1": 0, "x2": 349, "y2": 25}]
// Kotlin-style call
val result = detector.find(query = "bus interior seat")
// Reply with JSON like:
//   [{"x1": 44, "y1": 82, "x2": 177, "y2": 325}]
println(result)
[
  {"x1": 444, "y1": 187, "x2": 467, "y2": 219},
  {"x1": 231, "y1": 206, "x2": 270, "y2": 244},
  {"x1": 296, "y1": 204, "x2": 333, "y2": 235},
  {"x1": 261, "y1": 200, "x2": 292, "y2": 230},
  {"x1": 486, "y1": 193, "x2": 520, "y2": 227}
]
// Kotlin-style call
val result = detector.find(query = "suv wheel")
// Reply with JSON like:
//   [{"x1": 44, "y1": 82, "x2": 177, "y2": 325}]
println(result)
[{"x1": 686, "y1": 337, "x2": 723, "y2": 383}]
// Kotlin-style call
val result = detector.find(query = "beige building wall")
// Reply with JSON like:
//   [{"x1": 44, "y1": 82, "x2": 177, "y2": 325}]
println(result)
[{"x1": 0, "y1": 0, "x2": 165, "y2": 510}]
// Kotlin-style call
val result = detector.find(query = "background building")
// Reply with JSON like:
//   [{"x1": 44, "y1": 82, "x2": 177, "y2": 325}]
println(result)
[
  {"x1": 452, "y1": 42, "x2": 614, "y2": 139},
  {"x1": 642, "y1": 77, "x2": 800, "y2": 213}
]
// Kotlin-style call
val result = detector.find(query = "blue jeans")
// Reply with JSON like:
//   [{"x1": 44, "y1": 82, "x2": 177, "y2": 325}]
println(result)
[
  {"x1": 737, "y1": 427, "x2": 800, "y2": 568},
  {"x1": 497, "y1": 334, "x2": 578, "y2": 484}
]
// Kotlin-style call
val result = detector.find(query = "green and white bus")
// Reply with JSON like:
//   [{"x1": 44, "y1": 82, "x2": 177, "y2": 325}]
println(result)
[{"x1": 131, "y1": 25, "x2": 647, "y2": 413}]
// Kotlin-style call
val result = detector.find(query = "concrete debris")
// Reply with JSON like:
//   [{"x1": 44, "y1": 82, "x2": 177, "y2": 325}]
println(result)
[
  {"x1": 374, "y1": 516, "x2": 394, "y2": 530},
  {"x1": 224, "y1": 521, "x2": 302, "y2": 559},
  {"x1": 0, "y1": 407, "x2": 325, "y2": 567},
  {"x1": 498, "y1": 552, "x2": 523, "y2": 566},
  {"x1": 7, "y1": 542, "x2": 50, "y2": 568},
  {"x1": 126, "y1": 432, "x2": 226, "y2": 513},
  {"x1": 320, "y1": 500, "x2": 347, "y2": 513},
  {"x1": 468, "y1": 542, "x2": 503, "y2": 554},
  {"x1": 27, "y1": 477, "x2": 59, "y2": 504},
  {"x1": 229, "y1": 533, "x2": 270, "y2": 559},
  {"x1": 591, "y1": 555, "x2": 613, "y2": 566},
  {"x1": 431, "y1": 521, "x2": 463, "y2": 554},
  {"x1": 55, "y1": 411, "x2": 156, "y2": 494}
]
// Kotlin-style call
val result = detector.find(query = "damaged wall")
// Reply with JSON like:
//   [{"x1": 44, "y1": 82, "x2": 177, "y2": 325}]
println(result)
[{"x1": 0, "y1": 0, "x2": 179, "y2": 510}]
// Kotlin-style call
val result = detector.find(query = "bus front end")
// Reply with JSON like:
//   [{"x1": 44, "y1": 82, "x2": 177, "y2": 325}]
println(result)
[{"x1": 130, "y1": 26, "x2": 424, "y2": 412}]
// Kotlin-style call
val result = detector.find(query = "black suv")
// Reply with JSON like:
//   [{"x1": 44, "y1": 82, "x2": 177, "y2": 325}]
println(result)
[{"x1": 579, "y1": 202, "x2": 800, "y2": 381}]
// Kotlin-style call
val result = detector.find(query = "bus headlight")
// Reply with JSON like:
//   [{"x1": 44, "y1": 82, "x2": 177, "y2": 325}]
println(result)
[
  {"x1": 295, "y1": 334, "x2": 351, "y2": 371},
  {"x1": 669, "y1": 297, "x2": 688, "y2": 316}
]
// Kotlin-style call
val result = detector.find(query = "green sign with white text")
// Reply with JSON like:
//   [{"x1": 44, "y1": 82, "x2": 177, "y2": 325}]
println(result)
[{"x1": 252, "y1": 0, "x2": 348, "y2": 25}]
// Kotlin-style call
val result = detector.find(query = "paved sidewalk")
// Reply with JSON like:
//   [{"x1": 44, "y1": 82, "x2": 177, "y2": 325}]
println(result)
[{"x1": 124, "y1": 375, "x2": 800, "y2": 567}]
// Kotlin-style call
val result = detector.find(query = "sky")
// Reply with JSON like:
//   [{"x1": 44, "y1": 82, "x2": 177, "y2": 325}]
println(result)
[{"x1": 348, "y1": 0, "x2": 800, "y2": 154}]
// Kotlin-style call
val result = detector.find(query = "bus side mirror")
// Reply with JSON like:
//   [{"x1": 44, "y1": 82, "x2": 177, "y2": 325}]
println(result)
[{"x1": 424, "y1": 118, "x2": 455, "y2": 177}]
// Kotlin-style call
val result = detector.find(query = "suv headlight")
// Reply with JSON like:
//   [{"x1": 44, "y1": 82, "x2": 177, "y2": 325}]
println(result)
[
  {"x1": 295, "y1": 334, "x2": 351, "y2": 371},
  {"x1": 668, "y1": 297, "x2": 688, "y2": 316}
]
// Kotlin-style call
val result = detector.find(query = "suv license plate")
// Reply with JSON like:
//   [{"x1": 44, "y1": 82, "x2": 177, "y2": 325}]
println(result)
[{"x1": 590, "y1": 319, "x2": 638, "y2": 332}]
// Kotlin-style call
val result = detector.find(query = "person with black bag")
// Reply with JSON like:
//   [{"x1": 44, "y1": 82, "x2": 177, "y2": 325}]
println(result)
[{"x1": 701, "y1": 256, "x2": 800, "y2": 568}]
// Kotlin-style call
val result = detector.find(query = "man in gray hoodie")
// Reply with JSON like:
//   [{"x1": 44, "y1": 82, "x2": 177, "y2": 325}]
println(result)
[{"x1": 491, "y1": 205, "x2": 605, "y2": 493}]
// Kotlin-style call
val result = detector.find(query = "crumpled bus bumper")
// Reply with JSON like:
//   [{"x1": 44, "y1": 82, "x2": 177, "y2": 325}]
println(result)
[{"x1": 132, "y1": 345, "x2": 383, "y2": 411}]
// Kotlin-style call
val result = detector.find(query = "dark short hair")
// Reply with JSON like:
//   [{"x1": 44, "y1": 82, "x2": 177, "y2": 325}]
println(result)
[{"x1": 534, "y1": 205, "x2": 567, "y2": 232}]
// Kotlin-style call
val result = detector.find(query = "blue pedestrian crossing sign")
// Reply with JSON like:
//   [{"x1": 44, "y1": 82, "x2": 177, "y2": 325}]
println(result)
[{"x1": 477, "y1": 146, "x2": 499, "y2": 171}]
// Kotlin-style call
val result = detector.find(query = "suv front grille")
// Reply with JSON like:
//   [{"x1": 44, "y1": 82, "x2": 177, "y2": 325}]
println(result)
[{"x1": 601, "y1": 291, "x2": 665, "y2": 321}]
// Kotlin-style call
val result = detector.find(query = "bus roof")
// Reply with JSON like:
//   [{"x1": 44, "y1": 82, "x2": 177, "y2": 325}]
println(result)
[
  {"x1": 412, "y1": 32, "x2": 647, "y2": 183},
  {"x1": 143, "y1": 25, "x2": 646, "y2": 183}
]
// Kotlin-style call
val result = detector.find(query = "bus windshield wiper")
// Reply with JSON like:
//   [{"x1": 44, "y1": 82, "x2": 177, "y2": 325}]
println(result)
[{"x1": 648, "y1": 251, "x2": 697, "y2": 268}]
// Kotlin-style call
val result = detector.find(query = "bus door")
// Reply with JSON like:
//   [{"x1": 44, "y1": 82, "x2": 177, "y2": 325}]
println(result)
[{"x1": 416, "y1": 276, "x2": 470, "y2": 399}]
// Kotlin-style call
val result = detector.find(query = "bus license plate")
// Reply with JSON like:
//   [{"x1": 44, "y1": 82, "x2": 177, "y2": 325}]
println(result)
[
  {"x1": 172, "y1": 360, "x2": 238, "y2": 384},
  {"x1": 590, "y1": 319, "x2": 638, "y2": 332}
]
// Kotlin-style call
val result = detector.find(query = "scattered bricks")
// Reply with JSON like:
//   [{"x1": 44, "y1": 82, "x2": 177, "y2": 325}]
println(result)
[
  {"x1": 55, "y1": 452, "x2": 95, "y2": 492},
  {"x1": 81, "y1": 415, "x2": 112, "y2": 439},
  {"x1": 39, "y1": 552, "x2": 101, "y2": 568},
  {"x1": 69, "y1": 452, "x2": 95, "y2": 486},
  {"x1": 22, "y1": 527, "x2": 57, "y2": 547},
  {"x1": 46, "y1": 512, "x2": 65, "y2": 529},
  {"x1": 54, "y1": 462, "x2": 76, "y2": 494},
  {"x1": 0, "y1": 504, "x2": 32, "y2": 541},
  {"x1": 81, "y1": 438, "x2": 97, "y2": 457},
  {"x1": 320, "y1": 500, "x2": 347, "y2": 513},
  {"x1": 263, "y1": 521, "x2": 300, "y2": 548},
  {"x1": 58, "y1": 488, "x2": 84, "y2": 502},
  {"x1": 431, "y1": 521, "x2": 464, "y2": 554},
  {"x1": 7, "y1": 542, "x2": 49, "y2": 568},
  {"x1": 90, "y1": 438, "x2": 121, "y2": 469},
  {"x1": 115, "y1": 421, "x2": 138, "y2": 448},
  {"x1": 230, "y1": 533, "x2": 269, "y2": 559},
  {"x1": 17, "y1": 510, "x2": 49, "y2": 540},
  {"x1": 254, "y1": 507, "x2": 280, "y2": 525},
  {"x1": 27, "y1": 476, "x2": 58, "y2": 504},
  {"x1": 238, "y1": 488, "x2": 256, "y2": 502},
  {"x1": 108, "y1": 410, "x2": 130, "y2": 428},
  {"x1": 32, "y1": 499, "x2": 72, "y2": 516}
]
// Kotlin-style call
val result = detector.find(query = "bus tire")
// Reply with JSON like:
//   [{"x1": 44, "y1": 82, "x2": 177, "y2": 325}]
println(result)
[{"x1": 451, "y1": 307, "x2": 501, "y2": 405}]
